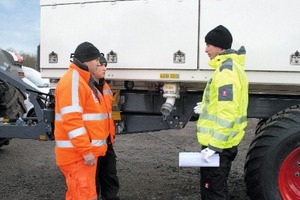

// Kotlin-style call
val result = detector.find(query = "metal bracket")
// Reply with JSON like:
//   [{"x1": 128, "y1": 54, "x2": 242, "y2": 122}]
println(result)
[
  {"x1": 107, "y1": 50, "x2": 118, "y2": 63},
  {"x1": 173, "y1": 50, "x2": 185, "y2": 64},
  {"x1": 290, "y1": 50, "x2": 300, "y2": 65},
  {"x1": 49, "y1": 51, "x2": 58, "y2": 63}
]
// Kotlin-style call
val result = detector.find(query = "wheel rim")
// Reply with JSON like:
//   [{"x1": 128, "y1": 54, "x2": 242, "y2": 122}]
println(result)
[{"x1": 278, "y1": 147, "x2": 300, "y2": 200}]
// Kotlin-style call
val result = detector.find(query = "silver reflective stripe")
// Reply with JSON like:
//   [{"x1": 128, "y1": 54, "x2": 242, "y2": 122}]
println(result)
[
  {"x1": 197, "y1": 127, "x2": 240, "y2": 141},
  {"x1": 203, "y1": 78, "x2": 212, "y2": 113},
  {"x1": 199, "y1": 113, "x2": 215, "y2": 121},
  {"x1": 56, "y1": 141, "x2": 73, "y2": 148},
  {"x1": 217, "y1": 117, "x2": 234, "y2": 128},
  {"x1": 197, "y1": 126, "x2": 211, "y2": 134},
  {"x1": 55, "y1": 113, "x2": 62, "y2": 121},
  {"x1": 199, "y1": 113, "x2": 246, "y2": 128},
  {"x1": 199, "y1": 113, "x2": 234, "y2": 128},
  {"x1": 57, "y1": 112, "x2": 112, "y2": 121},
  {"x1": 92, "y1": 139, "x2": 107, "y2": 146},
  {"x1": 56, "y1": 139, "x2": 106, "y2": 148},
  {"x1": 61, "y1": 105, "x2": 82, "y2": 115},
  {"x1": 229, "y1": 131, "x2": 239, "y2": 139},
  {"x1": 212, "y1": 130, "x2": 229, "y2": 141},
  {"x1": 68, "y1": 127, "x2": 86, "y2": 139},
  {"x1": 57, "y1": 70, "x2": 83, "y2": 122},
  {"x1": 72, "y1": 70, "x2": 80, "y2": 106},
  {"x1": 211, "y1": 130, "x2": 240, "y2": 142},
  {"x1": 103, "y1": 89, "x2": 112, "y2": 95},
  {"x1": 235, "y1": 116, "x2": 247, "y2": 124},
  {"x1": 59, "y1": 70, "x2": 82, "y2": 115},
  {"x1": 83, "y1": 113, "x2": 108, "y2": 120}
]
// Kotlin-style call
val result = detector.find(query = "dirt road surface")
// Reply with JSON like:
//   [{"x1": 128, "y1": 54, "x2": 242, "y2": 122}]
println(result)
[{"x1": 0, "y1": 119, "x2": 258, "y2": 200}]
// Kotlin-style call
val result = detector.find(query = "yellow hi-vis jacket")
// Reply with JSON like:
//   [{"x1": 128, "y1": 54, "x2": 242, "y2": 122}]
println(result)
[
  {"x1": 54, "y1": 62, "x2": 109, "y2": 166},
  {"x1": 196, "y1": 46, "x2": 248, "y2": 152}
]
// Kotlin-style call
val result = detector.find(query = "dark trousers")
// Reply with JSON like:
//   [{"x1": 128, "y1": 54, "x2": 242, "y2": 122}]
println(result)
[
  {"x1": 96, "y1": 142, "x2": 120, "y2": 200},
  {"x1": 200, "y1": 146, "x2": 238, "y2": 200}
]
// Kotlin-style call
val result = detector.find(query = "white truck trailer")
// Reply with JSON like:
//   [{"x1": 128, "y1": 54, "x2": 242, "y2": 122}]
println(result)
[{"x1": 2, "y1": 0, "x2": 297, "y2": 199}]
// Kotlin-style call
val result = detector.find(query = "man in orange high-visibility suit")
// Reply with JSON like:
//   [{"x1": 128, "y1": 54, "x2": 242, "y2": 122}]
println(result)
[
  {"x1": 93, "y1": 54, "x2": 120, "y2": 200},
  {"x1": 54, "y1": 42, "x2": 109, "y2": 200}
]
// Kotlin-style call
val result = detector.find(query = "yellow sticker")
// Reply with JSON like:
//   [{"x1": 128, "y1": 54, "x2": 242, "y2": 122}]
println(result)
[{"x1": 160, "y1": 73, "x2": 179, "y2": 79}]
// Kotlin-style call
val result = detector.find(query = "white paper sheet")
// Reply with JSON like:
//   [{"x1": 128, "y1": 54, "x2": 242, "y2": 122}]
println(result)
[{"x1": 179, "y1": 152, "x2": 220, "y2": 167}]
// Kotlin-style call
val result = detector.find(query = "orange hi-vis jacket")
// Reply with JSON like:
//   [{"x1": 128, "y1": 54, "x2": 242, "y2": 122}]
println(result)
[
  {"x1": 54, "y1": 62, "x2": 109, "y2": 166},
  {"x1": 102, "y1": 82, "x2": 116, "y2": 144}
]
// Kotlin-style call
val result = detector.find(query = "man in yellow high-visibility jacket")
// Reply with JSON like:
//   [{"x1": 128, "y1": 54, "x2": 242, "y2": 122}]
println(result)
[{"x1": 195, "y1": 25, "x2": 249, "y2": 200}]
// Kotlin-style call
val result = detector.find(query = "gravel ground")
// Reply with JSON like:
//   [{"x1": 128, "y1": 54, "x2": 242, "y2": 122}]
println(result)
[{"x1": 0, "y1": 119, "x2": 258, "y2": 200}]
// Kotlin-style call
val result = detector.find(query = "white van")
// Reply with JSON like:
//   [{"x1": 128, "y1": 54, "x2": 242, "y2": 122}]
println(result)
[
  {"x1": 20, "y1": 67, "x2": 52, "y2": 117},
  {"x1": 19, "y1": 66, "x2": 50, "y2": 88}
]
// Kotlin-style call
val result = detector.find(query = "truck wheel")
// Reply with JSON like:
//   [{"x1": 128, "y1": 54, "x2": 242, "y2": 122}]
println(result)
[
  {"x1": 254, "y1": 118, "x2": 267, "y2": 134},
  {"x1": 244, "y1": 105, "x2": 300, "y2": 200},
  {"x1": 0, "y1": 80, "x2": 26, "y2": 147}
]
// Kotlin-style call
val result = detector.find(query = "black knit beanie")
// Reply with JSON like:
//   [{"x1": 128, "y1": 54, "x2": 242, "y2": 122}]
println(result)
[
  {"x1": 205, "y1": 25, "x2": 233, "y2": 49},
  {"x1": 74, "y1": 42, "x2": 101, "y2": 63},
  {"x1": 99, "y1": 53, "x2": 107, "y2": 66}
]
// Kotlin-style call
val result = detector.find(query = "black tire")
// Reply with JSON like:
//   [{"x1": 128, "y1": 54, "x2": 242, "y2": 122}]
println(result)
[
  {"x1": 254, "y1": 118, "x2": 267, "y2": 134},
  {"x1": 0, "y1": 80, "x2": 27, "y2": 147},
  {"x1": 244, "y1": 105, "x2": 300, "y2": 200}
]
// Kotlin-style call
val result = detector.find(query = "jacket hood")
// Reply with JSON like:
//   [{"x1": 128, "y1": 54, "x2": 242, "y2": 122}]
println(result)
[{"x1": 208, "y1": 46, "x2": 246, "y2": 69}]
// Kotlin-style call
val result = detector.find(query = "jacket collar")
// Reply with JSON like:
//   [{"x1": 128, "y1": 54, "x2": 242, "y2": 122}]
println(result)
[
  {"x1": 208, "y1": 46, "x2": 246, "y2": 69},
  {"x1": 69, "y1": 60, "x2": 91, "y2": 84}
]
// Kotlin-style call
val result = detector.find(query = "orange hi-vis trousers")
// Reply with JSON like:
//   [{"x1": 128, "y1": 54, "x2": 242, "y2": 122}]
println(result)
[{"x1": 60, "y1": 160, "x2": 98, "y2": 200}]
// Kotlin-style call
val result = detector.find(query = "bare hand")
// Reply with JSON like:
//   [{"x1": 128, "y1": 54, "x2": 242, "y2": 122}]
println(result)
[{"x1": 83, "y1": 152, "x2": 95, "y2": 166}]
